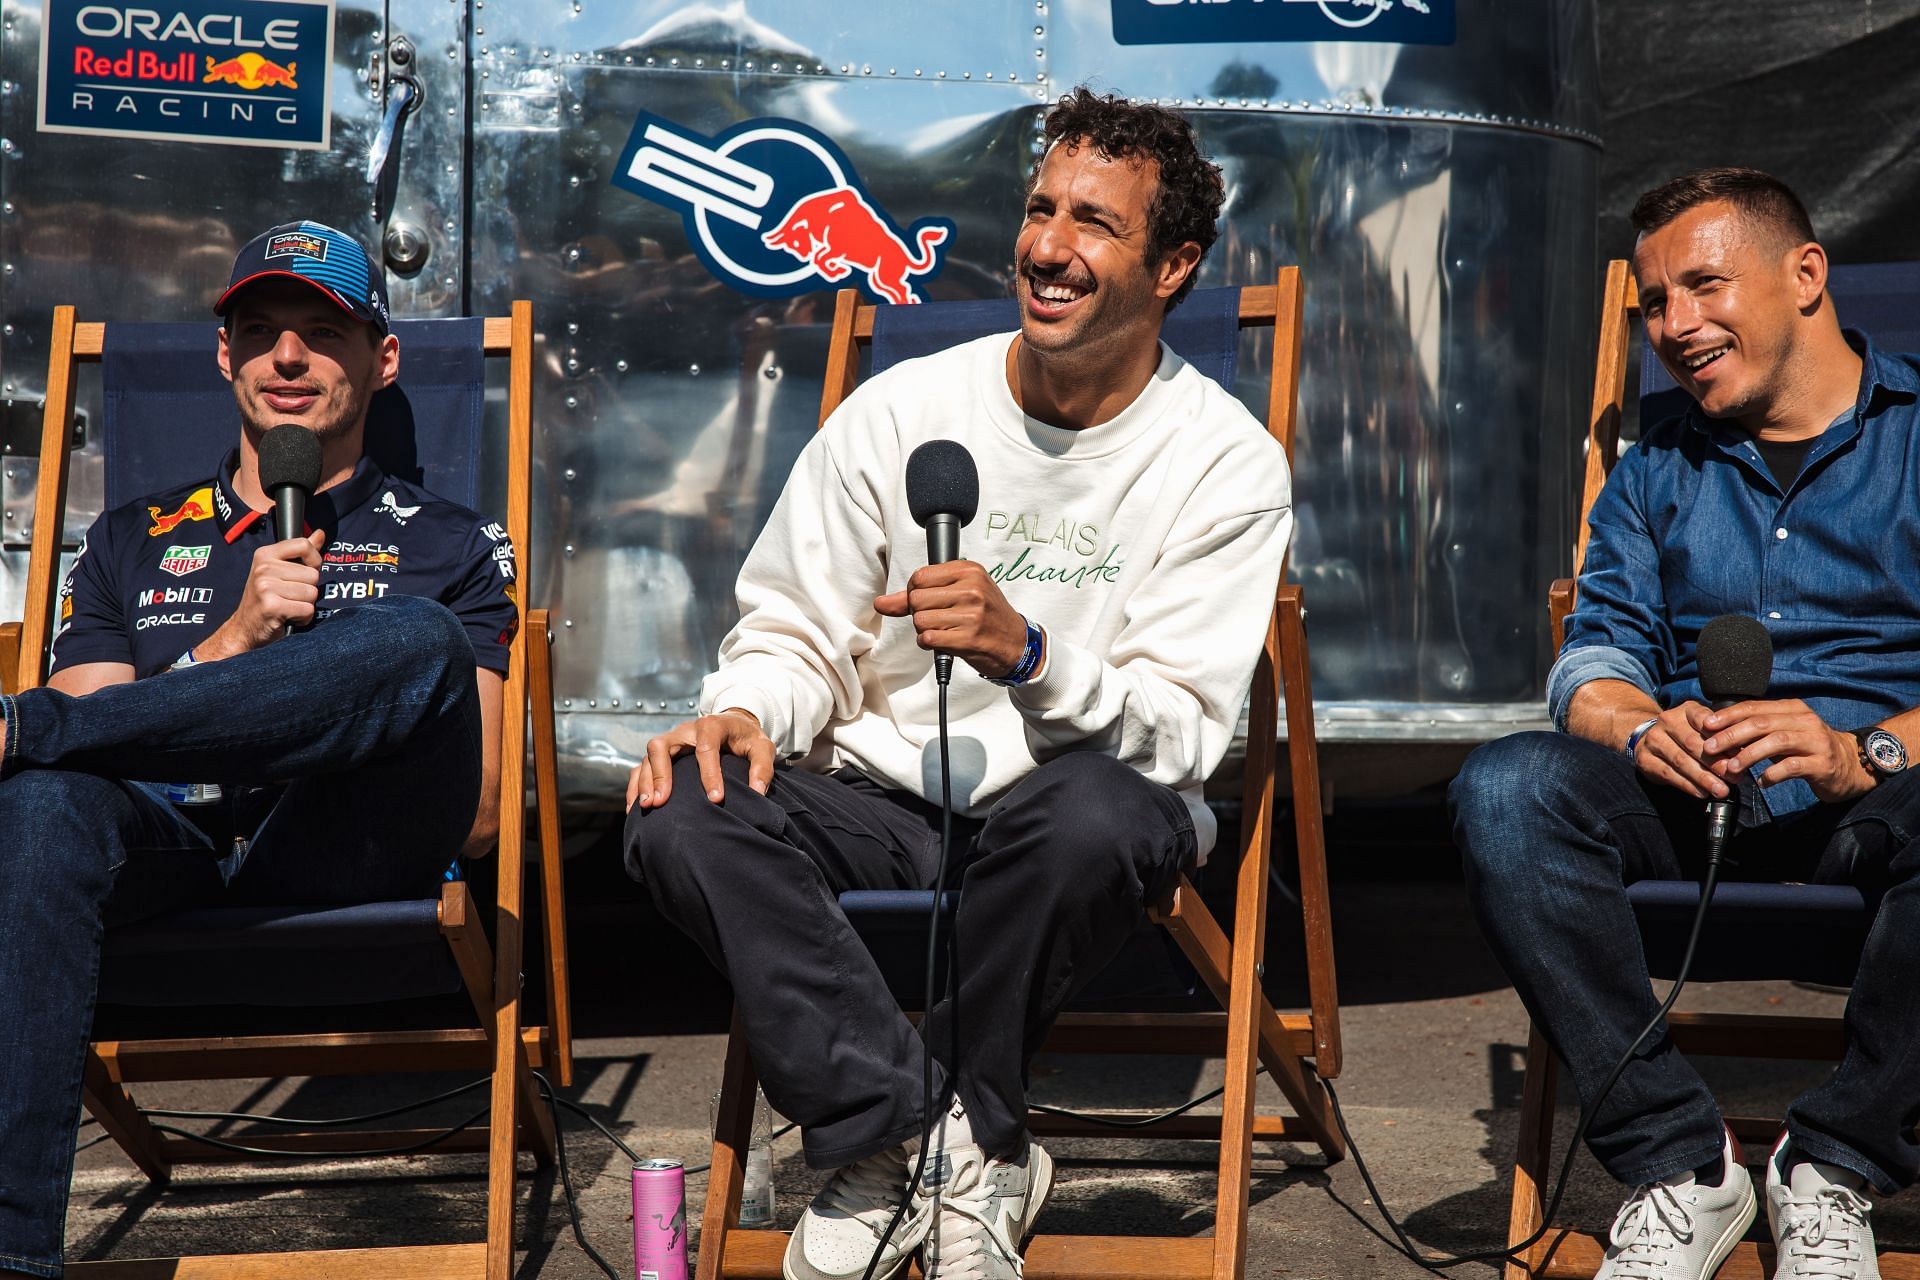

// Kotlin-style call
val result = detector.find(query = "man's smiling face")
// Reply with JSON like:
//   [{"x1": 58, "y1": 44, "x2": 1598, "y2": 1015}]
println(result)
[
  {"x1": 1633, "y1": 199, "x2": 1811, "y2": 424},
  {"x1": 1014, "y1": 139, "x2": 1167, "y2": 357}
]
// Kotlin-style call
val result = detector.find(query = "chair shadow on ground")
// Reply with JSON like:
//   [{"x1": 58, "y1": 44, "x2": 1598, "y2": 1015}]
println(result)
[{"x1": 67, "y1": 1053, "x2": 654, "y2": 1269}]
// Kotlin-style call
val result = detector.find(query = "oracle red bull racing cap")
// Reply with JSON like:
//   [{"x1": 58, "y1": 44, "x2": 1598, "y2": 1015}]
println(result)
[{"x1": 213, "y1": 221, "x2": 392, "y2": 335}]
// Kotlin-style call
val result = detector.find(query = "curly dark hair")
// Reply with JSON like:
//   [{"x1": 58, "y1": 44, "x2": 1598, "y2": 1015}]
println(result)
[
  {"x1": 1630, "y1": 167, "x2": 1815, "y2": 250},
  {"x1": 1034, "y1": 88, "x2": 1225, "y2": 308}
]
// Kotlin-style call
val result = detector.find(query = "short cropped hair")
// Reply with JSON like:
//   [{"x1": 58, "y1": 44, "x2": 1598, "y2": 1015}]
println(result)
[
  {"x1": 1629, "y1": 167, "x2": 1816, "y2": 250},
  {"x1": 1036, "y1": 88, "x2": 1225, "y2": 307}
]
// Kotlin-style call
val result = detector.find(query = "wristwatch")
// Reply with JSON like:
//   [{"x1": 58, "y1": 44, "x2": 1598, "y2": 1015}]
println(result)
[{"x1": 1850, "y1": 726, "x2": 1909, "y2": 778}]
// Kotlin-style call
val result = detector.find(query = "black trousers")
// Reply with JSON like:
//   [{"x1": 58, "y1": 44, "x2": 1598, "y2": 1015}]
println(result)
[{"x1": 625, "y1": 750, "x2": 1196, "y2": 1168}]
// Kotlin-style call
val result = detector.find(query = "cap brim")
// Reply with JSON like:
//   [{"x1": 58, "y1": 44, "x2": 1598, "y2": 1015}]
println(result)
[{"x1": 213, "y1": 269, "x2": 364, "y2": 321}]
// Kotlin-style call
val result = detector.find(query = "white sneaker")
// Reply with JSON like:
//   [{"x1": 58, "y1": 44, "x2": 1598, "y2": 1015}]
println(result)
[
  {"x1": 1595, "y1": 1129, "x2": 1756, "y2": 1280},
  {"x1": 1765, "y1": 1133, "x2": 1879, "y2": 1280},
  {"x1": 917, "y1": 1140, "x2": 1053, "y2": 1279},
  {"x1": 784, "y1": 1142, "x2": 931, "y2": 1280}
]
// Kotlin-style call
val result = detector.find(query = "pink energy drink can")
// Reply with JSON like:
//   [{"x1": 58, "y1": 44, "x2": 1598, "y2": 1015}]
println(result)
[{"x1": 633, "y1": 1158, "x2": 689, "y2": 1280}]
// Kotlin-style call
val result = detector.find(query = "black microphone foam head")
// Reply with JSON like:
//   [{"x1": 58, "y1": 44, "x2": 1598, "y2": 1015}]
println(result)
[
  {"x1": 258, "y1": 423, "x2": 324, "y2": 495},
  {"x1": 1697, "y1": 614, "x2": 1773, "y2": 704},
  {"x1": 905, "y1": 439, "x2": 979, "y2": 528}
]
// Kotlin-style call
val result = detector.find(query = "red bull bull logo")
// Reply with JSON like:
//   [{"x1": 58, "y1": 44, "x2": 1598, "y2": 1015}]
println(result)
[
  {"x1": 761, "y1": 187, "x2": 949, "y2": 307},
  {"x1": 612, "y1": 113, "x2": 955, "y2": 305},
  {"x1": 148, "y1": 486, "x2": 217, "y2": 537},
  {"x1": 203, "y1": 52, "x2": 297, "y2": 90}
]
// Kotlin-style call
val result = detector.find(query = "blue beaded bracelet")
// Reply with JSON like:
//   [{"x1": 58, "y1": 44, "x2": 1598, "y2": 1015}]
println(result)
[{"x1": 990, "y1": 619, "x2": 1044, "y2": 688}]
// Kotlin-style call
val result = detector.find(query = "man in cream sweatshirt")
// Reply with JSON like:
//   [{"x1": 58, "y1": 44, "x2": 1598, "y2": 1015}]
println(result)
[{"x1": 626, "y1": 88, "x2": 1292, "y2": 1280}]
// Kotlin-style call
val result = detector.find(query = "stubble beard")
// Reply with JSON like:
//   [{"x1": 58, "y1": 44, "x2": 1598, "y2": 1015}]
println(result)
[{"x1": 239, "y1": 382, "x2": 369, "y2": 445}]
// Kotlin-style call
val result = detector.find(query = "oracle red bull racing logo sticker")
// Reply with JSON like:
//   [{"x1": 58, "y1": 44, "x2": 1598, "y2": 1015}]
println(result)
[
  {"x1": 37, "y1": 0, "x2": 334, "y2": 150},
  {"x1": 612, "y1": 114, "x2": 954, "y2": 305}
]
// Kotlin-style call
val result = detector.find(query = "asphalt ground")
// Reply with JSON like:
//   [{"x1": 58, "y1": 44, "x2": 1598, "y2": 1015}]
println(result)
[{"x1": 60, "y1": 796, "x2": 1917, "y2": 1277}]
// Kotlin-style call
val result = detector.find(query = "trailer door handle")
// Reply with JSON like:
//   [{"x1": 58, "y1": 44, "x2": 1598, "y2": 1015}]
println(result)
[{"x1": 368, "y1": 64, "x2": 422, "y2": 224}]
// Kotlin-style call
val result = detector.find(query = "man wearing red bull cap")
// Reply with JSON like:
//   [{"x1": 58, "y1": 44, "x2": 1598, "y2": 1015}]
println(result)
[
  {"x1": 627, "y1": 90, "x2": 1292, "y2": 1280},
  {"x1": 0, "y1": 220, "x2": 514, "y2": 1279}
]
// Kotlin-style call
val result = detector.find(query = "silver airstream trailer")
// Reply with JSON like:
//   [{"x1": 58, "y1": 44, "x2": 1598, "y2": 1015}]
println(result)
[{"x1": 1, "y1": 0, "x2": 1599, "y2": 805}]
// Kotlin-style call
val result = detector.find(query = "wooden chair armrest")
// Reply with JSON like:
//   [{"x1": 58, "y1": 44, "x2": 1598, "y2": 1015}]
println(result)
[
  {"x1": 1548, "y1": 578, "x2": 1576, "y2": 653},
  {"x1": 0, "y1": 621, "x2": 20, "y2": 695},
  {"x1": 1274, "y1": 583, "x2": 1341, "y2": 1077}
]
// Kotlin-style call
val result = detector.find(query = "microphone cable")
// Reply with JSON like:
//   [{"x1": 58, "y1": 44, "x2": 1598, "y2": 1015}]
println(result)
[
  {"x1": 863, "y1": 677, "x2": 958, "y2": 1280},
  {"x1": 1323, "y1": 845, "x2": 1731, "y2": 1273}
]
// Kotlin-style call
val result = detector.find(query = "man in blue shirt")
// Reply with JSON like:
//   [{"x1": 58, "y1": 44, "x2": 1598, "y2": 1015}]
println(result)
[
  {"x1": 1453, "y1": 168, "x2": 1920, "y2": 1280},
  {"x1": 0, "y1": 220, "x2": 515, "y2": 1280}
]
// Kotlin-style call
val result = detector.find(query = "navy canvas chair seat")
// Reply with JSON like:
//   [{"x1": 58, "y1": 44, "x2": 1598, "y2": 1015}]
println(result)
[
  {"x1": 98, "y1": 899, "x2": 461, "y2": 1007},
  {"x1": 6, "y1": 302, "x2": 571, "y2": 1280},
  {"x1": 1504, "y1": 260, "x2": 1920, "y2": 1280},
  {"x1": 1627, "y1": 881, "x2": 1873, "y2": 988},
  {"x1": 701, "y1": 272, "x2": 1342, "y2": 1280}
]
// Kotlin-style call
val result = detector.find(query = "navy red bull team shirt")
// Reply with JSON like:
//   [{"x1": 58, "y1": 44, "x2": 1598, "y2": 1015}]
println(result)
[{"x1": 51, "y1": 451, "x2": 518, "y2": 680}]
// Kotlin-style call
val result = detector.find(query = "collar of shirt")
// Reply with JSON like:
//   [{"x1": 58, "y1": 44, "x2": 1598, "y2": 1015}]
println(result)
[
  {"x1": 1674, "y1": 330, "x2": 1920, "y2": 496},
  {"x1": 215, "y1": 448, "x2": 388, "y2": 543}
]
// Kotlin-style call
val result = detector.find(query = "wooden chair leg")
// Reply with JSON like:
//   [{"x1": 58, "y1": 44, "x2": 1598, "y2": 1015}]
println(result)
[
  {"x1": 699, "y1": 1006, "x2": 759, "y2": 1280},
  {"x1": 81, "y1": 1049, "x2": 171, "y2": 1185},
  {"x1": 1507, "y1": 1022, "x2": 1559, "y2": 1280},
  {"x1": 1158, "y1": 883, "x2": 1344, "y2": 1161},
  {"x1": 445, "y1": 880, "x2": 556, "y2": 1168},
  {"x1": 527, "y1": 612, "x2": 575, "y2": 1088}
]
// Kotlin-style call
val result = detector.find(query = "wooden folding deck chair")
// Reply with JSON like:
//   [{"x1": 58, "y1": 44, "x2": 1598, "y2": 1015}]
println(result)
[
  {"x1": 699, "y1": 267, "x2": 1342, "y2": 1280},
  {"x1": 1504, "y1": 260, "x2": 1920, "y2": 1280},
  {"x1": 1, "y1": 301, "x2": 573, "y2": 1280}
]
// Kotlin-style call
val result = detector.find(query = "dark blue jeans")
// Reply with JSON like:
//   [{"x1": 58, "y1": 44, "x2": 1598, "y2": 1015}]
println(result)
[
  {"x1": 0, "y1": 596, "x2": 482, "y2": 1278},
  {"x1": 626, "y1": 751, "x2": 1195, "y2": 1169},
  {"x1": 1452, "y1": 730, "x2": 1920, "y2": 1193}
]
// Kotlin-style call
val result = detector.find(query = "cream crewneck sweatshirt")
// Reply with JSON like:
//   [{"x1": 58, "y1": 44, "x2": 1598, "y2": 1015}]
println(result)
[{"x1": 701, "y1": 332, "x2": 1292, "y2": 859}]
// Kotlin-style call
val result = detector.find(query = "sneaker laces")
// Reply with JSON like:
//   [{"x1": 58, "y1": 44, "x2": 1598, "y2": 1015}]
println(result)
[
  {"x1": 819, "y1": 1148, "x2": 912, "y2": 1238},
  {"x1": 926, "y1": 1161, "x2": 1022, "y2": 1279},
  {"x1": 1777, "y1": 1186, "x2": 1872, "y2": 1278},
  {"x1": 1605, "y1": 1182, "x2": 1698, "y2": 1280}
]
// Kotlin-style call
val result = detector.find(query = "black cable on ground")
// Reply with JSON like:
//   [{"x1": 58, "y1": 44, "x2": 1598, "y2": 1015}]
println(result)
[
  {"x1": 1026, "y1": 1069, "x2": 1268, "y2": 1130},
  {"x1": 136, "y1": 1077, "x2": 491, "y2": 1128},
  {"x1": 536, "y1": 1071, "x2": 624, "y2": 1280},
  {"x1": 547, "y1": 1092, "x2": 643, "y2": 1164},
  {"x1": 148, "y1": 1108, "x2": 489, "y2": 1159}
]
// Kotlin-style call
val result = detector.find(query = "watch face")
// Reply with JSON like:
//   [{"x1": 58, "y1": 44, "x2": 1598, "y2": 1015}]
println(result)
[{"x1": 1865, "y1": 729, "x2": 1908, "y2": 774}]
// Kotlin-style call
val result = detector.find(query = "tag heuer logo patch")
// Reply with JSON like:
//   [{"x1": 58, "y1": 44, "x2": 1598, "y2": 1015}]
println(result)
[
  {"x1": 159, "y1": 544, "x2": 212, "y2": 577},
  {"x1": 266, "y1": 232, "x2": 327, "y2": 261}
]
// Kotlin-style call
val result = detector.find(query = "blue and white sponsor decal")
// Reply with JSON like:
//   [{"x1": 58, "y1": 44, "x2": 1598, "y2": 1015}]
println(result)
[
  {"x1": 612, "y1": 113, "x2": 954, "y2": 305},
  {"x1": 1113, "y1": 0, "x2": 1454, "y2": 46},
  {"x1": 37, "y1": 0, "x2": 335, "y2": 149}
]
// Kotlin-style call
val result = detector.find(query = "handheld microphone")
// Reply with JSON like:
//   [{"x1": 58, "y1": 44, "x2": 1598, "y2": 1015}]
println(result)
[
  {"x1": 904, "y1": 440, "x2": 980, "y2": 686},
  {"x1": 258, "y1": 424, "x2": 324, "y2": 543},
  {"x1": 1695, "y1": 614, "x2": 1774, "y2": 861}
]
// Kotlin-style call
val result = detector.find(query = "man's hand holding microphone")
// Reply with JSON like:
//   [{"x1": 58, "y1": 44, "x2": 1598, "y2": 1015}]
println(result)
[{"x1": 632, "y1": 439, "x2": 1035, "y2": 810}]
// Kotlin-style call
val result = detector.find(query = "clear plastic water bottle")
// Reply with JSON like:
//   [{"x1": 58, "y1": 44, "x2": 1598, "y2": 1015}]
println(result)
[{"x1": 712, "y1": 1086, "x2": 777, "y2": 1228}]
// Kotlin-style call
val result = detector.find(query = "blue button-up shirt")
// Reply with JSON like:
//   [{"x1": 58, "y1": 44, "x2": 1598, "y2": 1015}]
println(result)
[{"x1": 1549, "y1": 332, "x2": 1920, "y2": 818}]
